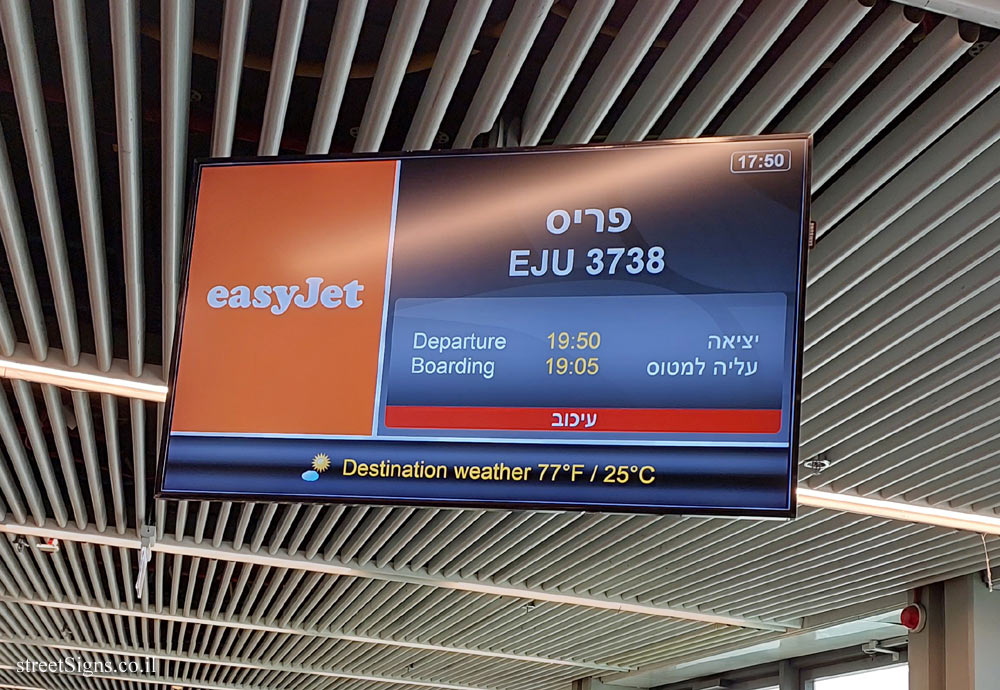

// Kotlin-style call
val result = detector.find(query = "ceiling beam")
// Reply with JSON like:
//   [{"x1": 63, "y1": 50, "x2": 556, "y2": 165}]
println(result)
[
  {"x1": 0, "y1": 595, "x2": 629, "y2": 673},
  {"x1": 797, "y1": 488, "x2": 1000, "y2": 535},
  {"x1": 604, "y1": 595, "x2": 908, "y2": 684},
  {"x1": 0, "y1": 636, "x2": 496, "y2": 690},
  {"x1": 4, "y1": 496, "x2": 999, "y2": 628},
  {"x1": 0, "y1": 519, "x2": 792, "y2": 631},
  {"x1": 0, "y1": 343, "x2": 165, "y2": 402},
  {"x1": 893, "y1": 0, "x2": 1000, "y2": 28}
]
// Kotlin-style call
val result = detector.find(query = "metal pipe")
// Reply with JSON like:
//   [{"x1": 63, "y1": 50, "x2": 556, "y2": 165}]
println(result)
[
  {"x1": 0, "y1": 451, "x2": 24, "y2": 526},
  {"x1": 0, "y1": 387, "x2": 46, "y2": 526},
  {"x1": 211, "y1": 0, "x2": 252, "y2": 157},
  {"x1": 174, "y1": 500, "x2": 188, "y2": 543},
  {"x1": 249, "y1": 504, "x2": 277, "y2": 552},
  {"x1": 456, "y1": 512, "x2": 558, "y2": 578},
  {"x1": 525, "y1": 5, "x2": 617, "y2": 146},
  {"x1": 802, "y1": 325, "x2": 1000, "y2": 461},
  {"x1": 128, "y1": 398, "x2": 146, "y2": 531},
  {"x1": 838, "y1": 376, "x2": 1000, "y2": 497},
  {"x1": 66, "y1": 392, "x2": 108, "y2": 534},
  {"x1": 555, "y1": 1, "x2": 678, "y2": 145},
  {"x1": 338, "y1": 506, "x2": 390, "y2": 561},
  {"x1": 803, "y1": 307, "x2": 1000, "y2": 425},
  {"x1": 210, "y1": 561, "x2": 235, "y2": 617},
  {"x1": 475, "y1": 512, "x2": 578, "y2": 580},
  {"x1": 212, "y1": 502, "x2": 232, "y2": 548},
  {"x1": 778, "y1": 4, "x2": 922, "y2": 133},
  {"x1": 494, "y1": 514, "x2": 604, "y2": 584},
  {"x1": 0, "y1": 298, "x2": 12, "y2": 360},
  {"x1": 0, "y1": 123, "x2": 45, "y2": 360},
  {"x1": 96, "y1": 394, "x2": 125, "y2": 535},
  {"x1": 53, "y1": 0, "x2": 114, "y2": 372},
  {"x1": 265, "y1": 504, "x2": 298, "y2": 555},
  {"x1": 893, "y1": 0, "x2": 1000, "y2": 28},
  {"x1": 183, "y1": 555, "x2": 200, "y2": 615},
  {"x1": 251, "y1": 567, "x2": 287, "y2": 623},
  {"x1": 607, "y1": 0, "x2": 740, "y2": 143},
  {"x1": 442, "y1": 512, "x2": 531, "y2": 578},
  {"x1": 1, "y1": 632, "x2": 500, "y2": 690},
  {"x1": 109, "y1": 0, "x2": 145, "y2": 378},
  {"x1": 3, "y1": 415, "x2": 67, "y2": 542},
  {"x1": 355, "y1": 0, "x2": 430, "y2": 152},
  {"x1": 589, "y1": 518, "x2": 763, "y2": 597},
  {"x1": 39, "y1": 386, "x2": 87, "y2": 529},
  {"x1": 372, "y1": 508, "x2": 433, "y2": 567},
  {"x1": 321, "y1": 506, "x2": 368, "y2": 560},
  {"x1": 258, "y1": 0, "x2": 309, "y2": 156},
  {"x1": 521, "y1": 516, "x2": 630, "y2": 589},
  {"x1": 404, "y1": 0, "x2": 490, "y2": 151},
  {"x1": 354, "y1": 507, "x2": 413, "y2": 566},
  {"x1": 0, "y1": 519, "x2": 791, "y2": 630},
  {"x1": 223, "y1": 562, "x2": 254, "y2": 621},
  {"x1": 168, "y1": 552, "x2": 182, "y2": 613},
  {"x1": 98, "y1": 545, "x2": 120, "y2": 608},
  {"x1": 161, "y1": 0, "x2": 195, "y2": 368},
  {"x1": 0, "y1": 0, "x2": 80, "y2": 365},
  {"x1": 454, "y1": 0, "x2": 553, "y2": 149},
  {"x1": 810, "y1": 86, "x2": 1000, "y2": 284},
  {"x1": 812, "y1": 28, "x2": 1000, "y2": 231},
  {"x1": 233, "y1": 503, "x2": 255, "y2": 551},
  {"x1": 661, "y1": 0, "x2": 809, "y2": 139},
  {"x1": 306, "y1": 0, "x2": 366, "y2": 154},
  {"x1": 812, "y1": 18, "x2": 976, "y2": 189},
  {"x1": 425, "y1": 510, "x2": 507, "y2": 576},
  {"x1": 805, "y1": 286, "x2": 999, "y2": 410},
  {"x1": 409, "y1": 511, "x2": 483, "y2": 571},
  {"x1": 809, "y1": 274, "x2": 999, "y2": 399},
  {"x1": 286, "y1": 504, "x2": 321, "y2": 557},
  {"x1": 719, "y1": 0, "x2": 874, "y2": 135},
  {"x1": 193, "y1": 502, "x2": 210, "y2": 544},
  {"x1": 807, "y1": 148, "x2": 1000, "y2": 336},
  {"x1": 559, "y1": 518, "x2": 692, "y2": 592}
]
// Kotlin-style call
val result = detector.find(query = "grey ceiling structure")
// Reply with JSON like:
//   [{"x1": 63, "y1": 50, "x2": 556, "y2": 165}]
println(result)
[{"x1": 0, "y1": 1, "x2": 998, "y2": 689}]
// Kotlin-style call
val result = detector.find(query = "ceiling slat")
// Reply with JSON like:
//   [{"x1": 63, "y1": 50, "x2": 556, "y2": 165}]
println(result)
[
  {"x1": 258, "y1": 0, "x2": 309, "y2": 156},
  {"x1": 554, "y1": 0, "x2": 680, "y2": 144},
  {"x1": 0, "y1": 0, "x2": 80, "y2": 366},
  {"x1": 307, "y1": 0, "x2": 367, "y2": 154}
]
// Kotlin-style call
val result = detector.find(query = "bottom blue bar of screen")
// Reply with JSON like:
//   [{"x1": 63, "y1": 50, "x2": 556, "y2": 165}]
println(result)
[{"x1": 161, "y1": 435, "x2": 793, "y2": 515}]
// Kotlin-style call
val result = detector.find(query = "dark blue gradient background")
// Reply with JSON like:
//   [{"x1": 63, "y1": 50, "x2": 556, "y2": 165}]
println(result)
[
  {"x1": 165, "y1": 436, "x2": 792, "y2": 512},
  {"x1": 385, "y1": 293, "x2": 786, "y2": 408}
]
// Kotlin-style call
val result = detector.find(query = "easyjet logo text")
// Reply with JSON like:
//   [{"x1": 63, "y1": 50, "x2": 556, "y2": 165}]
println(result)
[{"x1": 206, "y1": 277, "x2": 365, "y2": 315}]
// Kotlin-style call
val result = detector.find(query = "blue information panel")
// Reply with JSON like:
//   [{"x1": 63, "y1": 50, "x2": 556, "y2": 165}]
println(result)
[{"x1": 159, "y1": 136, "x2": 811, "y2": 516}]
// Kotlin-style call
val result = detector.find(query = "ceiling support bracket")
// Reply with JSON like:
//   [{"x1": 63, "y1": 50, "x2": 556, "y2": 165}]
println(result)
[
  {"x1": 861, "y1": 639, "x2": 901, "y2": 662},
  {"x1": 134, "y1": 523, "x2": 156, "y2": 599}
]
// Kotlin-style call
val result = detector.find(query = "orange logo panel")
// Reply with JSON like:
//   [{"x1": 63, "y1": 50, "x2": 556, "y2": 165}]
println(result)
[{"x1": 170, "y1": 160, "x2": 399, "y2": 435}]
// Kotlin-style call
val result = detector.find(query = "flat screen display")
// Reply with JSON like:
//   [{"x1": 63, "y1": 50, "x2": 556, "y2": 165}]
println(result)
[{"x1": 158, "y1": 135, "x2": 811, "y2": 516}]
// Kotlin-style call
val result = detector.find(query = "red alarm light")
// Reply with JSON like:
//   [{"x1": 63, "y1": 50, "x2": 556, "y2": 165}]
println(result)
[{"x1": 901, "y1": 604, "x2": 926, "y2": 632}]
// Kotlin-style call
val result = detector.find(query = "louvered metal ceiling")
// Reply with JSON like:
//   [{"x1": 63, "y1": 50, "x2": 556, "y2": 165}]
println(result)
[{"x1": 0, "y1": 1, "x2": 997, "y2": 689}]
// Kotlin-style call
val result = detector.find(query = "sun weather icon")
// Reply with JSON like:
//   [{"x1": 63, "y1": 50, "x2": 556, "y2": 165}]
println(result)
[
  {"x1": 312, "y1": 453, "x2": 331, "y2": 473},
  {"x1": 301, "y1": 453, "x2": 331, "y2": 482}
]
